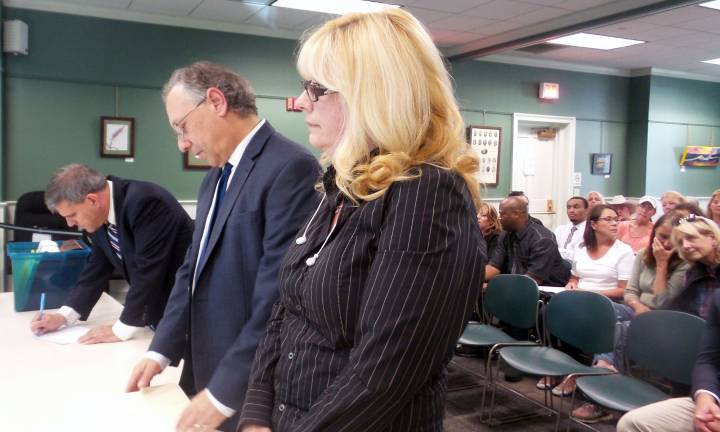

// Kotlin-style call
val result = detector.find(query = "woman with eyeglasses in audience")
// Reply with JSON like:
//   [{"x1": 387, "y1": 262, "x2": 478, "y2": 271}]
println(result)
[
  {"x1": 617, "y1": 195, "x2": 657, "y2": 253},
  {"x1": 661, "y1": 190, "x2": 686, "y2": 215},
  {"x1": 570, "y1": 211, "x2": 691, "y2": 422},
  {"x1": 587, "y1": 191, "x2": 605, "y2": 209},
  {"x1": 666, "y1": 214, "x2": 720, "y2": 320},
  {"x1": 707, "y1": 188, "x2": 720, "y2": 226},
  {"x1": 238, "y1": 9, "x2": 485, "y2": 432}
]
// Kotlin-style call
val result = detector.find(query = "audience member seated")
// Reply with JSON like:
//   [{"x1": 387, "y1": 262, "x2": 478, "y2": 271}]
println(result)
[
  {"x1": 674, "y1": 201, "x2": 705, "y2": 218},
  {"x1": 617, "y1": 284, "x2": 720, "y2": 432},
  {"x1": 618, "y1": 195, "x2": 657, "y2": 253},
  {"x1": 567, "y1": 204, "x2": 635, "y2": 300},
  {"x1": 486, "y1": 196, "x2": 569, "y2": 287},
  {"x1": 570, "y1": 212, "x2": 690, "y2": 423},
  {"x1": 661, "y1": 190, "x2": 686, "y2": 215},
  {"x1": 708, "y1": 188, "x2": 720, "y2": 226},
  {"x1": 508, "y1": 190, "x2": 544, "y2": 226},
  {"x1": 607, "y1": 195, "x2": 636, "y2": 222},
  {"x1": 477, "y1": 201, "x2": 502, "y2": 260},
  {"x1": 554, "y1": 196, "x2": 589, "y2": 262},
  {"x1": 666, "y1": 214, "x2": 720, "y2": 320},
  {"x1": 587, "y1": 191, "x2": 605, "y2": 209}
]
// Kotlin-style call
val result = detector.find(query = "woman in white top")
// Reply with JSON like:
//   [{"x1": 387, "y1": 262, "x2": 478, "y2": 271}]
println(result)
[{"x1": 567, "y1": 204, "x2": 635, "y2": 299}]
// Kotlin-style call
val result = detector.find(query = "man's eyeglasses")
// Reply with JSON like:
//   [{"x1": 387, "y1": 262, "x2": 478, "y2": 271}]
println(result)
[
  {"x1": 302, "y1": 80, "x2": 337, "y2": 102},
  {"x1": 597, "y1": 216, "x2": 621, "y2": 223},
  {"x1": 172, "y1": 97, "x2": 206, "y2": 139}
]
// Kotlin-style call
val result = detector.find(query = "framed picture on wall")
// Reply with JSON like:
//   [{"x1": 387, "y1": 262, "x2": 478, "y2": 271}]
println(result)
[
  {"x1": 467, "y1": 125, "x2": 501, "y2": 186},
  {"x1": 591, "y1": 153, "x2": 612, "y2": 175},
  {"x1": 183, "y1": 152, "x2": 212, "y2": 170},
  {"x1": 100, "y1": 116, "x2": 134, "y2": 158}
]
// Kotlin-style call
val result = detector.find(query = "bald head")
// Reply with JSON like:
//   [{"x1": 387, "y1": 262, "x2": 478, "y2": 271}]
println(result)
[{"x1": 499, "y1": 196, "x2": 529, "y2": 232}]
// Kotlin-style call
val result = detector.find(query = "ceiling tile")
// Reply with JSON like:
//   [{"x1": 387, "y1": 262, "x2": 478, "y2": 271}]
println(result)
[
  {"x1": 244, "y1": 5, "x2": 320, "y2": 30},
  {"x1": 623, "y1": 25, "x2": 696, "y2": 42},
  {"x1": 552, "y1": 0, "x2": 616, "y2": 11},
  {"x1": 408, "y1": 0, "x2": 493, "y2": 14},
  {"x1": 402, "y1": 6, "x2": 453, "y2": 24},
  {"x1": 129, "y1": 0, "x2": 202, "y2": 16},
  {"x1": 517, "y1": 0, "x2": 567, "y2": 6},
  {"x1": 190, "y1": 0, "x2": 264, "y2": 23},
  {"x1": 637, "y1": 6, "x2": 713, "y2": 26},
  {"x1": 672, "y1": 15, "x2": 720, "y2": 34},
  {"x1": 464, "y1": 0, "x2": 542, "y2": 20},
  {"x1": 427, "y1": 14, "x2": 495, "y2": 33},
  {"x1": 590, "y1": 19, "x2": 658, "y2": 37},
  {"x1": 63, "y1": 0, "x2": 131, "y2": 7},
  {"x1": 473, "y1": 19, "x2": 525, "y2": 34},
  {"x1": 502, "y1": 6, "x2": 572, "y2": 25}
]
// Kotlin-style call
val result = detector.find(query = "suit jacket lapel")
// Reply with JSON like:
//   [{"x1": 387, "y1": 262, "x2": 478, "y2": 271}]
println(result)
[{"x1": 194, "y1": 122, "x2": 274, "y2": 280}]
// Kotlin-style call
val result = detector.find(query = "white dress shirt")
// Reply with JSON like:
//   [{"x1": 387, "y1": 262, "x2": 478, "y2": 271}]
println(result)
[
  {"x1": 554, "y1": 220, "x2": 586, "y2": 262},
  {"x1": 145, "y1": 119, "x2": 266, "y2": 418}
]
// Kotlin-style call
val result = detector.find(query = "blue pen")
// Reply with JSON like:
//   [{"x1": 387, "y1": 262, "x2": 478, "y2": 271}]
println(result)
[{"x1": 39, "y1": 292, "x2": 46, "y2": 320}]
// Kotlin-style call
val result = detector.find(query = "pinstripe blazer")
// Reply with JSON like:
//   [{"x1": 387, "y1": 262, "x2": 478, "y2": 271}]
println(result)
[{"x1": 239, "y1": 164, "x2": 486, "y2": 431}]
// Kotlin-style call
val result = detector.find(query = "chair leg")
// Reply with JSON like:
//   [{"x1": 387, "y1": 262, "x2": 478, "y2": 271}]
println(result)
[
  {"x1": 487, "y1": 355, "x2": 502, "y2": 425},
  {"x1": 564, "y1": 388, "x2": 579, "y2": 432},
  {"x1": 479, "y1": 346, "x2": 495, "y2": 422}
]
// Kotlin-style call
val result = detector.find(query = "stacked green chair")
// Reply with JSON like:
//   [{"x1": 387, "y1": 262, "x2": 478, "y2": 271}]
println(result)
[
  {"x1": 457, "y1": 274, "x2": 541, "y2": 421},
  {"x1": 489, "y1": 290, "x2": 617, "y2": 429},
  {"x1": 567, "y1": 310, "x2": 705, "y2": 431}
]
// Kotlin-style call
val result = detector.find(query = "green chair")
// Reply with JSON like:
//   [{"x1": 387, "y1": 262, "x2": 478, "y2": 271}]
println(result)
[
  {"x1": 568, "y1": 310, "x2": 705, "y2": 430},
  {"x1": 457, "y1": 274, "x2": 541, "y2": 421},
  {"x1": 489, "y1": 290, "x2": 617, "y2": 429}
]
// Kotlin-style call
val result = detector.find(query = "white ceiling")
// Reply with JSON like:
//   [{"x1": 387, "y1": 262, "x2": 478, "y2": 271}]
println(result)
[{"x1": 4, "y1": 0, "x2": 720, "y2": 80}]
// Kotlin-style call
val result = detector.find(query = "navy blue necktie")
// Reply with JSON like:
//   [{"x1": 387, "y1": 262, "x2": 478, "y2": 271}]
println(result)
[
  {"x1": 107, "y1": 223, "x2": 122, "y2": 260},
  {"x1": 197, "y1": 162, "x2": 233, "y2": 271}
]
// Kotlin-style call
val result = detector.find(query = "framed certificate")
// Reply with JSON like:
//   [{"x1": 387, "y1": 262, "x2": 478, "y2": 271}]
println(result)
[
  {"x1": 467, "y1": 125, "x2": 501, "y2": 186},
  {"x1": 100, "y1": 116, "x2": 134, "y2": 158},
  {"x1": 183, "y1": 152, "x2": 212, "y2": 170}
]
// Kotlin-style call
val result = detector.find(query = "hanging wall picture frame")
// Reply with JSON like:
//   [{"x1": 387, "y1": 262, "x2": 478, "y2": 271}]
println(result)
[
  {"x1": 100, "y1": 116, "x2": 134, "y2": 158},
  {"x1": 467, "y1": 125, "x2": 501, "y2": 186},
  {"x1": 591, "y1": 153, "x2": 613, "y2": 175},
  {"x1": 183, "y1": 152, "x2": 212, "y2": 170}
]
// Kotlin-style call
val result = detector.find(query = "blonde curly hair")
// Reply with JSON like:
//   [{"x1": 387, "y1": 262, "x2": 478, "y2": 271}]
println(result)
[{"x1": 297, "y1": 8, "x2": 480, "y2": 207}]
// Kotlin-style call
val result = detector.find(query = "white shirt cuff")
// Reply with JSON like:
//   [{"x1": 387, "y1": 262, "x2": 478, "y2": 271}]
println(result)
[
  {"x1": 206, "y1": 389, "x2": 235, "y2": 418},
  {"x1": 144, "y1": 351, "x2": 172, "y2": 370},
  {"x1": 57, "y1": 306, "x2": 80, "y2": 326},
  {"x1": 111, "y1": 320, "x2": 143, "y2": 341},
  {"x1": 695, "y1": 390, "x2": 720, "y2": 405}
]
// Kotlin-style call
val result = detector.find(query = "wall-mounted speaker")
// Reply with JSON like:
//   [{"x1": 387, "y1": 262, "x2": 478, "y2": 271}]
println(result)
[{"x1": 3, "y1": 20, "x2": 29, "y2": 56}]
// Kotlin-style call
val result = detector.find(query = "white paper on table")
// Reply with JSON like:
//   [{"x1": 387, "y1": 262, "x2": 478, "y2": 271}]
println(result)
[
  {"x1": 539, "y1": 286, "x2": 566, "y2": 294},
  {"x1": 36, "y1": 325, "x2": 89, "y2": 344},
  {"x1": 46, "y1": 384, "x2": 191, "y2": 432}
]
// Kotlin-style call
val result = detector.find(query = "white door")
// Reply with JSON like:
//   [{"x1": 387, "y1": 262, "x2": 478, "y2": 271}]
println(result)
[{"x1": 512, "y1": 114, "x2": 576, "y2": 230}]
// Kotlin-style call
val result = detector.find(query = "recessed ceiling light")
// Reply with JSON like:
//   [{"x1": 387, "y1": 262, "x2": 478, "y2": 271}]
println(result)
[
  {"x1": 702, "y1": 57, "x2": 720, "y2": 65},
  {"x1": 547, "y1": 32, "x2": 645, "y2": 50},
  {"x1": 699, "y1": 1, "x2": 720, "y2": 10},
  {"x1": 271, "y1": 0, "x2": 400, "y2": 15}
]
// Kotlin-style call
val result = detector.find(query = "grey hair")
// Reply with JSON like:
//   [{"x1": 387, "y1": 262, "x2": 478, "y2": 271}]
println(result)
[
  {"x1": 45, "y1": 164, "x2": 107, "y2": 212},
  {"x1": 162, "y1": 61, "x2": 258, "y2": 116}
]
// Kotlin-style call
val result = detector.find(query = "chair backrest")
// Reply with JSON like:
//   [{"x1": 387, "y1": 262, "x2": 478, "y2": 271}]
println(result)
[
  {"x1": 545, "y1": 290, "x2": 616, "y2": 354},
  {"x1": 627, "y1": 310, "x2": 705, "y2": 385},
  {"x1": 483, "y1": 274, "x2": 539, "y2": 329},
  {"x1": 14, "y1": 191, "x2": 74, "y2": 242}
]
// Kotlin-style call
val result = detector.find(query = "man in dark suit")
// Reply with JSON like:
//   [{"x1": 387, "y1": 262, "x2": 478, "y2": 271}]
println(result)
[
  {"x1": 618, "y1": 289, "x2": 720, "y2": 432},
  {"x1": 30, "y1": 164, "x2": 193, "y2": 344},
  {"x1": 126, "y1": 62, "x2": 320, "y2": 432}
]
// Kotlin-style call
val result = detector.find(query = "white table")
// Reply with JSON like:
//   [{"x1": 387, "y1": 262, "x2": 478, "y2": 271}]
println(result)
[{"x1": 0, "y1": 292, "x2": 183, "y2": 431}]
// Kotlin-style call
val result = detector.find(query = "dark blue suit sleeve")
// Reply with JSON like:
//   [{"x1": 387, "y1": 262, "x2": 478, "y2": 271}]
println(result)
[
  {"x1": 693, "y1": 290, "x2": 720, "y2": 398},
  {"x1": 148, "y1": 242, "x2": 193, "y2": 364},
  {"x1": 119, "y1": 197, "x2": 190, "y2": 326},
  {"x1": 64, "y1": 238, "x2": 114, "y2": 320},
  {"x1": 207, "y1": 155, "x2": 320, "y2": 409}
]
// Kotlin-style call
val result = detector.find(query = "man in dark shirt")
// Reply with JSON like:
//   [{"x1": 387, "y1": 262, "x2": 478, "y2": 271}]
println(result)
[{"x1": 486, "y1": 196, "x2": 570, "y2": 286}]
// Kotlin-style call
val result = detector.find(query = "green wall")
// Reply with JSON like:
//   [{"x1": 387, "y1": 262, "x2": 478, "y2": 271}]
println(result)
[
  {"x1": 644, "y1": 76, "x2": 720, "y2": 196},
  {"x1": 3, "y1": 7, "x2": 718, "y2": 201},
  {"x1": 451, "y1": 60, "x2": 630, "y2": 198}
]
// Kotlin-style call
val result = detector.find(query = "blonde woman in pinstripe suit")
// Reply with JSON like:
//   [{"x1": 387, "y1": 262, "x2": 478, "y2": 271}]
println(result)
[{"x1": 239, "y1": 8, "x2": 485, "y2": 432}]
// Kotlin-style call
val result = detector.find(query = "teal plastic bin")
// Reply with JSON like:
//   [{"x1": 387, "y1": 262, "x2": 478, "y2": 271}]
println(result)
[{"x1": 7, "y1": 241, "x2": 90, "y2": 312}]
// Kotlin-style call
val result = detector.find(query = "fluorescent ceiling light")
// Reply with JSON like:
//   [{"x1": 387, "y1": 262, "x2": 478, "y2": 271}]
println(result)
[
  {"x1": 699, "y1": 1, "x2": 720, "y2": 10},
  {"x1": 702, "y1": 57, "x2": 720, "y2": 65},
  {"x1": 547, "y1": 33, "x2": 645, "y2": 50},
  {"x1": 272, "y1": 0, "x2": 400, "y2": 15}
]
